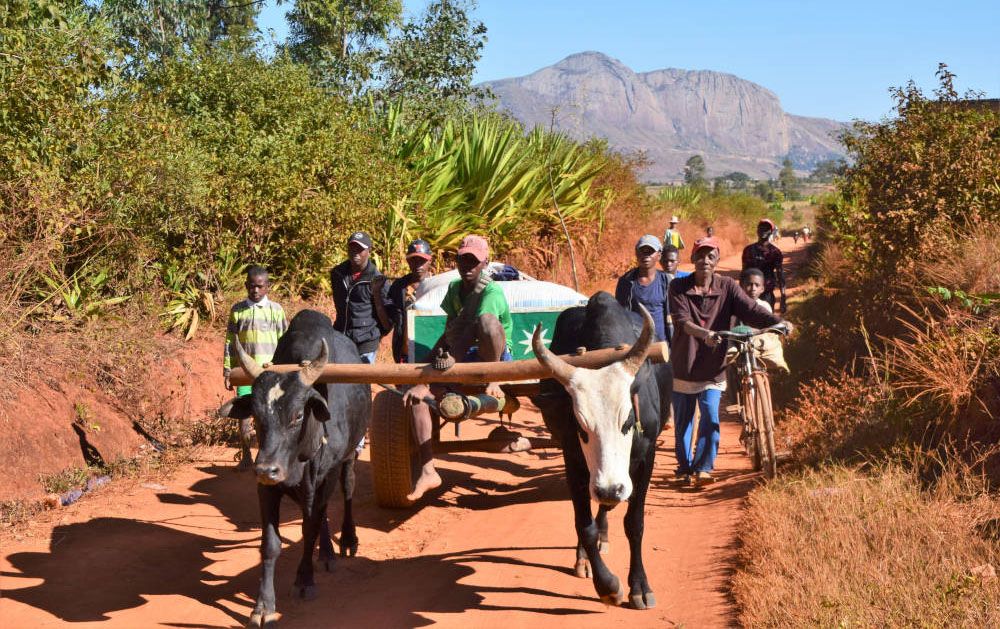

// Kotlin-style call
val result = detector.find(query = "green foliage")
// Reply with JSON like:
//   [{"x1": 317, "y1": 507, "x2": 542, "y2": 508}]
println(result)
[
  {"x1": 827, "y1": 65, "x2": 1000, "y2": 277},
  {"x1": 40, "y1": 262, "x2": 130, "y2": 322},
  {"x1": 373, "y1": 103, "x2": 613, "y2": 272},
  {"x1": 683, "y1": 154, "x2": 706, "y2": 187},
  {"x1": 284, "y1": 0, "x2": 402, "y2": 93},
  {"x1": 380, "y1": 0, "x2": 488, "y2": 123},
  {"x1": 778, "y1": 157, "x2": 798, "y2": 197},
  {"x1": 657, "y1": 185, "x2": 703, "y2": 207},
  {"x1": 95, "y1": 0, "x2": 260, "y2": 75},
  {"x1": 807, "y1": 158, "x2": 847, "y2": 182}
]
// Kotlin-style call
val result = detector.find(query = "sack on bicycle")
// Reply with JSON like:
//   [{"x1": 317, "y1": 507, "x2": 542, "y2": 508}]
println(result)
[{"x1": 752, "y1": 333, "x2": 789, "y2": 374}]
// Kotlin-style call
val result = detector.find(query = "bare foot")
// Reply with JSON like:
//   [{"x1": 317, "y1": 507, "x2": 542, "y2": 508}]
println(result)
[{"x1": 406, "y1": 466, "x2": 442, "y2": 502}]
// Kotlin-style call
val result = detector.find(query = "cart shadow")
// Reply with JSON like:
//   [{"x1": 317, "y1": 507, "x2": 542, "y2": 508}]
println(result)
[{"x1": 3, "y1": 516, "x2": 597, "y2": 627}]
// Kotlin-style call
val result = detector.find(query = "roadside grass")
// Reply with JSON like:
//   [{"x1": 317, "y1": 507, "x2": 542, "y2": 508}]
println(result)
[{"x1": 734, "y1": 461, "x2": 1000, "y2": 627}]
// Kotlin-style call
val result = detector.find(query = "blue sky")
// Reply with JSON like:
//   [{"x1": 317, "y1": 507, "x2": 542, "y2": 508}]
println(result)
[{"x1": 258, "y1": 0, "x2": 999, "y2": 122}]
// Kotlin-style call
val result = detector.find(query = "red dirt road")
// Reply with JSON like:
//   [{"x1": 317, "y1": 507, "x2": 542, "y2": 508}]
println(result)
[{"x1": 1, "y1": 239, "x2": 807, "y2": 628}]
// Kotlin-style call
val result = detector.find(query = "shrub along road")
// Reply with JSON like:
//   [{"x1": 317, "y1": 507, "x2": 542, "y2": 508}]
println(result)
[{"x1": 1, "y1": 238, "x2": 808, "y2": 628}]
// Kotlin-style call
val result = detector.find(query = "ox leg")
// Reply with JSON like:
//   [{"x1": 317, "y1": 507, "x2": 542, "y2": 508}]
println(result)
[
  {"x1": 564, "y1": 441, "x2": 624, "y2": 605},
  {"x1": 339, "y1": 457, "x2": 359, "y2": 557},
  {"x1": 294, "y1": 505, "x2": 322, "y2": 600},
  {"x1": 596, "y1": 505, "x2": 611, "y2": 554},
  {"x1": 249, "y1": 485, "x2": 282, "y2": 628},
  {"x1": 317, "y1": 510, "x2": 336, "y2": 572},
  {"x1": 625, "y1": 450, "x2": 657, "y2": 610}
]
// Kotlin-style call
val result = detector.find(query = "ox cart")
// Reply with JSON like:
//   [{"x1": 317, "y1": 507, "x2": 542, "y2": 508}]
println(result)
[{"x1": 230, "y1": 270, "x2": 668, "y2": 509}]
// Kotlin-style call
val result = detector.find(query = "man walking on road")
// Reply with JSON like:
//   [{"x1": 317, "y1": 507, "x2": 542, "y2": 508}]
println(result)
[
  {"x1": 669, "y1": 237, "x2": 792, "y2": 486},
  {"x1": 741, "y1": 219, "x2": 787, "y2": 312},
  {"x1": 330, "y1": 231, "x2": 389, "y2": 364}
]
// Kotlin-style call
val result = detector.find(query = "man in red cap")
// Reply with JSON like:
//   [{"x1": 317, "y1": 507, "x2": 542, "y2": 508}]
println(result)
[
  {"x1": 401, "y1": 234, "x2": 513, "y2": 501},
  {"x1": 669, "y1": 236, "x2": 792, "y2": 486},
  {"x1": 741, "y1": 219, "x2": 786, "y2": 312}
]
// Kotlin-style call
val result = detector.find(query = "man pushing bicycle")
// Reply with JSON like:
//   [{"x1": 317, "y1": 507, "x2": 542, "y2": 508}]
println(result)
[{"x1": 668, "y1": 237, "x2": 793, "y2": 486}]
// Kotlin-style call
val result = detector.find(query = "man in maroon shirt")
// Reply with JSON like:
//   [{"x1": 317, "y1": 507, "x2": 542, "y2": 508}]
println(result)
[
  {"x1": 669, "y1": 236, "x2": 793, "y2": 486},
  {"x1": 741, "y1": 219, "x2": 786, "y2": 312}
]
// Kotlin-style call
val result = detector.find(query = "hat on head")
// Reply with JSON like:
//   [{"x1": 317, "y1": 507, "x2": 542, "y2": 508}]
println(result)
[
  {"x1": 691, "y1": 236, "x2": 720, "y2": 257},
  {"x1": 456, "y1": 235, "x2": 489, "y2": 262},
  {"x1": 635, "y1": 234, "x2": 663, "y2": 252},
  {"x1": 758, "y1": 218, "x2": 777, "y2": 232},
  {"x1": 670, "y1": 215, "x2": 680, "y2": 224},
  {"x1": 347, "y1": 231, "x2": 372, "y2": 249},
  {"x1": 406, "y1": 239, "x2": 432, "y2": 260}
]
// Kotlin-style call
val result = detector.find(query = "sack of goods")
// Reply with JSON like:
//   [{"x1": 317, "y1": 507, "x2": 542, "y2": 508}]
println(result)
[{"x1": 753, "y1": 333, "x2": 790, "y2": 374}]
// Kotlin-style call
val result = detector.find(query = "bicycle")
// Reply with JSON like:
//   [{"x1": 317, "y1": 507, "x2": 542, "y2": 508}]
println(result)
[{"x1": 716, "y1": 325, "x2": 787, "y2": 478}]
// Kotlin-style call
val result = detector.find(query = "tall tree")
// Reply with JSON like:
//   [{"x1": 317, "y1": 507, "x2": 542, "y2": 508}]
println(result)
[
  {"x1": 283, "y1": 0, "x2": 402, "y2": 94},
  {"x1": 380, "y1": 0, "x2": 487, "y2": 121},
  {"x1": 683, "y1": 154, "x2": 706, "y2": 187},
  {"x1": 96, "y1": 0, "x2": 260, "y2": 73},
  {"x1": 778, "y1": 157, "x2": 797, "y2": 195}
]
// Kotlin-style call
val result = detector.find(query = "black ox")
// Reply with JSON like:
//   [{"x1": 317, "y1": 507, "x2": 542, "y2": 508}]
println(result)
[
  {"x1": 531, "y1": 291, "x2": 669, "y2": 609},
  {"x1": 219, "y1": 309, "x2": 370, "y2": 627}
]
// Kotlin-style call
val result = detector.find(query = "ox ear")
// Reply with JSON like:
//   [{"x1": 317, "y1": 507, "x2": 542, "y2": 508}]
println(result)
[
  {"x1": 219, "y1": 395, "x2": 253, "y2": 420},
  {"x1": 296, "y1": 390, "x2": 330, "y2": 462}
]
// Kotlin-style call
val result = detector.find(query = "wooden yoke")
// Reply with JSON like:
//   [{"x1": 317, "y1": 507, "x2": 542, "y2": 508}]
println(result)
[{"x1": 229, "y1": 341, "x2": 669, "y2": 386}]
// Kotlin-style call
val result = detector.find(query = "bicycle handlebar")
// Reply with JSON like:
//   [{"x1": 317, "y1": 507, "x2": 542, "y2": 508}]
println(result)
[{"x1": 715, "y1": 324, "x2": 789, "y2": 341}]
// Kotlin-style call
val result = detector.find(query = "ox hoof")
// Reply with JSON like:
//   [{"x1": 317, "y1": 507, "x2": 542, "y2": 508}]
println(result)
[
  {"x1": 340, "y1": 541, "x2": 358, "y2": 557},
  {"x1": 321, "y1": 556, "x2": 336, "y2": 572},
  {"x1": 629, "y1": 590, "x2": 657, "y2": 610},
  {"x1": 574, "y1": 558, "x2": 591, "y2": 578},
  {"x1": 599, "y1": 583, "x2": 625, "y2": 607},
  {"x1": 296, "y1": 584, "x2": 317, "y2": 600}
]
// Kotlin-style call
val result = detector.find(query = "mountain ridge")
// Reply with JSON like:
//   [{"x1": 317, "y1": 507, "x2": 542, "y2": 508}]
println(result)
[{"x1": 480, "y1": 51, "x2": 847, "y2": 181}]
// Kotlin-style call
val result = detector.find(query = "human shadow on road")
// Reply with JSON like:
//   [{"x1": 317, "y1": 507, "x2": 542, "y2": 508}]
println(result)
[{"x1": 2, "y1": 517, "x2": 256, "y2": 626}]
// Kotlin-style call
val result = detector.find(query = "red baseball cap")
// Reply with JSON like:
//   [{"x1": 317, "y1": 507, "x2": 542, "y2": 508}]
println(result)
[
  {"x1": 758, "y1": 218, "x2": 777, "y2": 232},
  {"x1": 456, "y1": 235, "x2": 489, "y2": 262},
  {"x1": 691, "y1": 236, "x2": 720, "y2": 257}
]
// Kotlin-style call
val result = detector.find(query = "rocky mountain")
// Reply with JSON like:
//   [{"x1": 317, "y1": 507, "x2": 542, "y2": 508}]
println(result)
[{"x1": 480, "y1": 52, "x2": 848, "y2": 182}]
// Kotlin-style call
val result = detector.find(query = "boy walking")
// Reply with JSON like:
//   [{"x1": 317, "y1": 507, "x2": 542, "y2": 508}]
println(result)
[{"x1": 223, "y1": 265, "x2": 288, "y2": 469}]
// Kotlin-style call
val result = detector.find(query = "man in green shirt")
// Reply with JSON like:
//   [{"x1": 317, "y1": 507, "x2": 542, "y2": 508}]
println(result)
[{"x1": 402, "y1": 234, "x2": 512, "y2": 501}]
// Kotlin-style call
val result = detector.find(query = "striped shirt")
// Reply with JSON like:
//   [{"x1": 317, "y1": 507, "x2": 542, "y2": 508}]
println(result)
[{"x1": 223, "y1": 296, "x2": 288, "y2": 375}]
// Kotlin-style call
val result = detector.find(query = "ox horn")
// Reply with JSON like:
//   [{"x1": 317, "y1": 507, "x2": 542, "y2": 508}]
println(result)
[
  {"x1": 299, "y1": 339, "x2": 329, "y2": 386},
  {"x1": 532, "y1": 323, "x2": 576, "y2": 385},
  {"x1": 234, "y1": 336, "x2": 264, "y2": 381},
  {"x1": 621, "y1": 304, "x2": 655, "y2": 376}
]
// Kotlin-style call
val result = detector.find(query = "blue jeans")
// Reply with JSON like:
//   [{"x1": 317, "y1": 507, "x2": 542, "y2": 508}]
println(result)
[{"x1": 672, "y1": 389, "x2": 722, "y2": 474}]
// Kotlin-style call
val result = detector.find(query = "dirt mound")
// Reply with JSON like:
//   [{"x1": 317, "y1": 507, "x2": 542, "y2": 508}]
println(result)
[{"x1": 0, "y1": 335, "x2": 230, "y2": 503}]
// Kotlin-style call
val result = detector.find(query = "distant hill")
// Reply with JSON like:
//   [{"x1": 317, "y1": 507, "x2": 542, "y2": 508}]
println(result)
[{"x1": 480, "y1": 51, "x2": 848, "y2": 182}]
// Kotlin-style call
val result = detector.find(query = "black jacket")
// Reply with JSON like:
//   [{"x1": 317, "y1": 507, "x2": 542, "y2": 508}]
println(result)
[{"x1": 330, "y1": 260, "x2": 388, "y2": 354}]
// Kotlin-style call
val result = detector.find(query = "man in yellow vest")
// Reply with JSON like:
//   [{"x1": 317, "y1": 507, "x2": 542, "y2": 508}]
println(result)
[{"x1": 663, "y1": 215, "x2": 685, "y2": 251}]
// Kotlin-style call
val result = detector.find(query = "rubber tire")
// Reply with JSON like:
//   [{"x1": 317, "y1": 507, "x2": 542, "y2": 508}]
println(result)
[
  {"x1": 752, "y1": 371, "x2": 777, "y2": 479},
  {"x1": 370, "y1": 391, "x2": 420, "y2": 508},
  {"x1": 743, "y1": 380, "x2": 764, "y2": 473}
]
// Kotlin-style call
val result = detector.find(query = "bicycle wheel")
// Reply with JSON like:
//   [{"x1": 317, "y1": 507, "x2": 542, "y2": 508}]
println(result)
[
  {"x1": 741, "y1": 378, "x2": 763, "y2": 472},
  {"x1": 752, "y1": 371, "x2": 777, "y2": 478}
]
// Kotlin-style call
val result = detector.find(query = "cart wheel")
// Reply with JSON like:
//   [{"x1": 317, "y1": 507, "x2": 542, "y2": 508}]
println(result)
[{"x1": 370, "y1": 391, "x2": 420, "y2": 508}]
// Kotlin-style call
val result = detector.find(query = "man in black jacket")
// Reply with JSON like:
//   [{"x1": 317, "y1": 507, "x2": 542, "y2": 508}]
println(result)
[{"x1": 330, "y1": 231, "x2": 389, "y2": 364}]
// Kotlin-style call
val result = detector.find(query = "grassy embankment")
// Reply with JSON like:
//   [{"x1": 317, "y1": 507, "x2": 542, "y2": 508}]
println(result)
[{"x1": 733, "y1": 68, "x2": 1000, "y2": 625}]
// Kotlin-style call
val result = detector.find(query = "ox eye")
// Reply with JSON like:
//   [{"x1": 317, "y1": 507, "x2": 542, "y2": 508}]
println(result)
[{"x1": 290, "y1": 410, "x2": 304, "y2": 426}]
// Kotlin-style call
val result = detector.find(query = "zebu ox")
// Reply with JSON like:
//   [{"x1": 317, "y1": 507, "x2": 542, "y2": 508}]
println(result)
[
  {"x1": 531, "y1": 292, "x2": 668, "y2": 609},
  {"x1": 218, "y1": 309, "x2": 370, "y2": 628}
]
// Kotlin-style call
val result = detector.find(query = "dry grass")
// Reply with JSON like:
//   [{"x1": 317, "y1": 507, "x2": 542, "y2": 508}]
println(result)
[{"x1": 734, "y1": 462, "x2": 1000, "y2": 627}]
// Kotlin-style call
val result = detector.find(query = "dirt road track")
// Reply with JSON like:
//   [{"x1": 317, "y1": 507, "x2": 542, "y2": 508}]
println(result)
[{"x1": 1, "y1": 239, "x2": 808, "y2": 628}]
